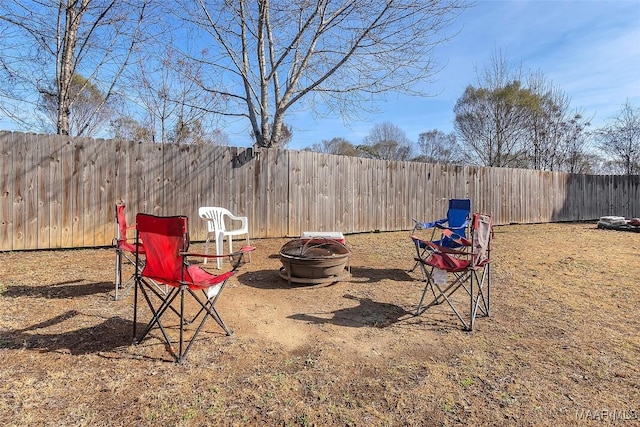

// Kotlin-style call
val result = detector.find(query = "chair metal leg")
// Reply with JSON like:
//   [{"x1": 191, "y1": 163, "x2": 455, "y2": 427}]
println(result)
[
  {"x1": 177, "y1": 288, "x2": 233, "y2": 364},
  {"x1": 115, "y1": 250, "x2": 140, "y2": 301},
  {"x1": 178, "y1": 288, "x2": 185, "y2": 363},
  {"x1": 115, "y1": 249, "x2": 123, "y2": 300},
  {"x1": 135, "y1": 281, "x2": 179, "y2": 346},
  {"x1": 415, "y1": 262, "x2": 480, "y2": 331},
  {"x1": 434, "y1": 280, "x2": 470, "y2": 331},
  {"x1": 486, "y1": 265, "x2": 491, "y2": 315}
]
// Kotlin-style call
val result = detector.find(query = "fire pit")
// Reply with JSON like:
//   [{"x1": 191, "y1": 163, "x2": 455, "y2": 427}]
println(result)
[{"x1": 279, "y1": 238, "x2": 351, "y2": 285}]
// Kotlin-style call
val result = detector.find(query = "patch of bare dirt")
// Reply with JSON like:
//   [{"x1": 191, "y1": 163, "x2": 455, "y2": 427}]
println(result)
[{"x1": 0, "y1": 223, "x2": 639, "y2": 426}]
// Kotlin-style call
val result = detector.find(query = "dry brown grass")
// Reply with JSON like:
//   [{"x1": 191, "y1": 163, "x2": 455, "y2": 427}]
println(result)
[{"x1": 0, "y1": 222, "x2": 639, "y2": 426}]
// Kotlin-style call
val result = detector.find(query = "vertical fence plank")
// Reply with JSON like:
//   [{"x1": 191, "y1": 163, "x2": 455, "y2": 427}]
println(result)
[
  {"x1": 47, "y1": 135, "x2": 62, "y2": 248},
  {"x1": 12, "y1": 132, "x2": 27, "y2": 250},
  {"x1": 149, "y1": 143, "x2": 164, "y2": 215},
  {"x1": 187, "y1": 143, "x2": 206, "y2": 240},
  {"x1": 23, "y1": 133, "x2": 39, "y2": 249},
  {"x1": 0, "y1": 132, "x2": 14, "y2": 250},
  {"x1": 67, "y1": 136, "x2": 82, "y2": 248},
  {"x1": 36, "y1": 135, "x2": 50, "y2": 249},
  {"x1": 235, "y1": 147, "x2": 258, "y2": 239},
  {"x1": 110, "y1": 138, "x2": 128, "y2": 241},
  {"x1": 80, "y1": 137, "x2": 95, "y2": 247},
  {"x1": 96, "y1": 138, "x2": 113, "y2": 246},
  {"x1": 130, "y1": 140, "x2": 148, "y2": 216},
  {"x1": 252, "y1": 148, "x2": 268, "y2": 237},
  {"x1": 184, "y1": 144, "x2": 201, "y2": 225},
  {"x1": 267, "y1": 148, "x2": 289, "y2": 237}
]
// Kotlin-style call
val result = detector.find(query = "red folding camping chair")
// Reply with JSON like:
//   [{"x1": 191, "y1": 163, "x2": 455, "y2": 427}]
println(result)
[
  {"x1": 410, "y1": 213, "x2": 493, "y2": 331},
  {"x1": 113, "y1": 202, "x2": 143, "y2": 300},
  {"x1": 133, "y1": 213, "x2": 255, "y2": 363},
  {"x1": 113, "y1": 203, "x2": 165, "y2": 300}
]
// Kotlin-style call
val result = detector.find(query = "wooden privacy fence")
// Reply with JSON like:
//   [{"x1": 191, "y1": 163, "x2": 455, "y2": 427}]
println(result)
[{"x1": 1, "y1": 131, "x2": 639, "y2": 251}]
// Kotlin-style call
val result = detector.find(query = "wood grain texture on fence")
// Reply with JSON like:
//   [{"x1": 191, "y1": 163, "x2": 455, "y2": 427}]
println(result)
[{"x1": 0, "y1": 131, "x2": 638, "y2": 251}]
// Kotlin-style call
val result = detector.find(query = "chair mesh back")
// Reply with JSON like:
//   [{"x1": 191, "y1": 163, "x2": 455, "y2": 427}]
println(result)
[
  {"x1": 116, "y1": 204, "x2": 128, "y2": 244},
  {"x1": 472, "y1": 214, "x2": 492, "y2": 266},
  {"x1": 447, "y1": 199, "x2": 471, "y2": 229},
  {"x1": 136, "y1": 214, "x2": 189, "y2": 286},
  {"x1": 115, "y1": 203, "x2": 140, "y2": 253}
]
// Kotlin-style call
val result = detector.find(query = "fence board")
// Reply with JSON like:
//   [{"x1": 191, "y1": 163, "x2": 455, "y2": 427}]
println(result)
[
  {"x1": 0, "y1": 132, "x2": 13, "y2": 251},
  {"x1": 66, "y1": 137, "x2": 79, "y2": 246},
  {"x1": 148, "y1": 143, "x2": 163, "y2": 215},
  {"x1": 36, "y1": 136, "x2": 51, "y2": 249},
  {"x1": 250, "y1": 148, "x2": 266, "y2": 237},
  {"x1": 236, "y1": 148, "x2": 259, "y2": 238},
  {"x1": 80, "y1": 138, "x2": 94, "y2": 246},
  {"x1": 267, "y1": 149, "x2": 289, "y2": 238},
  {"x1": 130, "y1": 140, "x2": 147, "y2": 216},
  {"x1": 13, "y1": 133, "x2": 27, "y2": 250},
  {"x1": 23, "y1": 133, "x2": 38, "y2": 249},
  {"x1": 194, "y1": 147, "x2": 220, "y2": 237},
  {"x1": 98, "y1": 138, "x2": 114, "y2": 246}
]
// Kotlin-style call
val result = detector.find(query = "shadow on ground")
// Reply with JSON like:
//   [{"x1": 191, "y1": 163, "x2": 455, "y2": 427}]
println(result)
[
  {"x1": 237, "y1": 266, "x2": 416, "y2": 290},
  {"x1": 288, "y1": 294, "x2": 411, "y2": 328},
  {"x1": 0, "y1": 310, "x2": 136, "y2": 355},
  {"x1": 2, "y1": 280, "x2": 113, "y2": 299}
]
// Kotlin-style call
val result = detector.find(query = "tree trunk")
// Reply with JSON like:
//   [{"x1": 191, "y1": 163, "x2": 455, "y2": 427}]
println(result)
[{"x1": 57, "y1": 1, "x2": 85, "y2": 135}]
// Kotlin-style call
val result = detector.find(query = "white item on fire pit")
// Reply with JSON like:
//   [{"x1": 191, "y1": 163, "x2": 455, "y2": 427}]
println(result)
[{"x1": 301, "y1": 231, "x2": 345, "y2": 243}]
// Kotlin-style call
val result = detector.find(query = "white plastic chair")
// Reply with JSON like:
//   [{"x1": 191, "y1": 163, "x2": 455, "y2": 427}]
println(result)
[{"x1": 198, "y1": 207, "x2": 250, "y2": 268}]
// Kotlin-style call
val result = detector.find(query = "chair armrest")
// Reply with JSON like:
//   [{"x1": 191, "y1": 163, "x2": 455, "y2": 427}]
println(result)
[
  {"x1": 411, "y1": 235, "x2": 468, "y2": 256},
  {"x1": 441, "y1": 229, "x2": 472, "y2": 247},
  {"x1": 226, "y1": 213, "x2": 248, "y2": 223},
  {"x1": 434, "y1": 218, "x2": 470, "y2": 232},
  {"x1": 188, "y1": 246, "x2": 256, "y2": 270},
  {"x1": 183, "y1": 252, "x2": 228, "y2": 259},
  {"x1": 412, "y1": 218, "x2": 446, "y2": 230},
  {"x1": 182, "y1": 245, "x2": 256, "y2": 259},
  {"x1": 223, "y1": 213, "x2": 249, "y2": 234}
]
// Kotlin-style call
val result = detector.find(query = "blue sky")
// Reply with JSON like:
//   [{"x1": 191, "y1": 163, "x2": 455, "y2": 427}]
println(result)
[
  {"x1": 1, "y1": 0, "x2": 637, "y2": 149},
  {"x1": 248, "y1": 0, "x2": 640, "y2": 151}
]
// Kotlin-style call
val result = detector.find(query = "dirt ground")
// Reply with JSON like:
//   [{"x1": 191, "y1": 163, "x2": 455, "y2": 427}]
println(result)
[{"x1": 0, "y1": 222, "x2": 638, "y2": 426}]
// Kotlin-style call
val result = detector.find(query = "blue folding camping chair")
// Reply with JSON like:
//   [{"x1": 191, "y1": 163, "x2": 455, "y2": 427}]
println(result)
[{"x1": 409, "y1": 199, "x2": 472, "y2": 272}]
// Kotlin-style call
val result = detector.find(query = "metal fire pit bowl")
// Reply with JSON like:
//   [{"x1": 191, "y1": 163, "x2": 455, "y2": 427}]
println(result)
[{"x1": 278, "y1": 238, "x2": 351, "y2": 285}]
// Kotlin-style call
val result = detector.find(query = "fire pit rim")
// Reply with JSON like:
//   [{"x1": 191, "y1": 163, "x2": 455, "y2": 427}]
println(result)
[
  {"x1": 278, "y1": 237, "x2": 351, "y2": 285},
  {"x1": 278, "y1": 238, "x2": 351, "y2": 260}
]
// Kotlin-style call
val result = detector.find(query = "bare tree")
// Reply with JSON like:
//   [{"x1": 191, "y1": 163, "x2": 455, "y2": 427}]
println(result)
[
  {"x1": 40, "y1": 74, "x2": 118, "y2": 136},
  {"x1": 179, "y1": 0, "x2": 467, "y2": 148},
  {"x1": 359, "y1": 121, "x2": 413, "y2": 160},
  {"x1": 0, "y1": 0, "x2": 151, "y2": 136},
  {"x1": 454, "y1": 83, "x2": 536, "y2": 167},
  {"x1": 123, "y1": 45, "x2": 225, "y2": 144},
  {"x1": 455, "y1": 51, "x2": 544, "y2": 167},
  {"x1": 525, "y1": 71, "x2": 571, "y2": 170},
  {"x1": 524, "y1": 71, "x2": 593, "y2": 172},
  {"x1": 250, "y1": 122, "x2": 294, "y2": 148},
  {"x1": 168, "y1": 119, "x2": 230, "y2": 146},
  {"x1": 595, "y1": 101, "x2": 640, "y2": 176},
  {"x1": 414, "y1": 129, "x2": 460, "y2": 163},
  {"x1": 556, "y1": 113, "x2": 592, "y2": 173},
  {"x1": 307, "y1": 137, "x2": 360, "y2": 156},
  {"x1": 110, "y1": 116, "x2": 154, "y2": 142}
]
